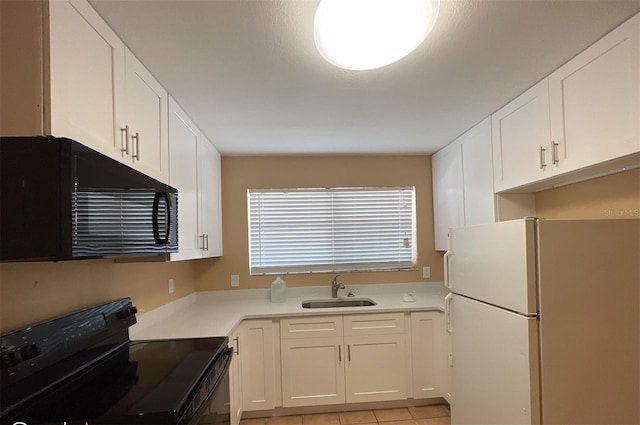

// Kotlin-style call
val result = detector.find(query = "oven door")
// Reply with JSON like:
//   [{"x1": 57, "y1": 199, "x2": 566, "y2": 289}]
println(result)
[{"x1": 180, "y1": 347, "x2": 232, "y2": 425}]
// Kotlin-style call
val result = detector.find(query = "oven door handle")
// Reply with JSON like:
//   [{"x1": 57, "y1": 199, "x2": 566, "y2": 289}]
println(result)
[{"x1": 179, "y1": 347, "x2": 233, "y2": 425}]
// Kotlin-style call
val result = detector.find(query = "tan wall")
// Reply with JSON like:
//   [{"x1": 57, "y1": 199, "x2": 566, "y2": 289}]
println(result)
[
  {"x1": 535, "y1": 168, "x2": 640, "y2": 219},
  {"x1": 0, "y1": 259, "x2": 195, "y2": 333},
  {"x1": 5, "y1": 161, "x2": 632, "y2": 333},
  {"x1": 195, "y1": 155, "x2": 441, "y2": 290}
]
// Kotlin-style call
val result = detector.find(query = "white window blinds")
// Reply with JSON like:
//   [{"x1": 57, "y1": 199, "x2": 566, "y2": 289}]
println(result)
[{"x1": 248, "y1": 187, "x2": 415, "y2": 275}]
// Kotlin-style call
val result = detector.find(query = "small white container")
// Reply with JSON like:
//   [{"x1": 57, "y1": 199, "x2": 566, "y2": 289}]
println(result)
[{"x1": 270, "y1": 276, "x2": 287, "y2": 303}]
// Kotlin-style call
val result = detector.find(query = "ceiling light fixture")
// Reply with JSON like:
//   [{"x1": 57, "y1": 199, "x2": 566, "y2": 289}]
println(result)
[{"x1": 314, "y1": 0, "x2": 440, "y2": 71}]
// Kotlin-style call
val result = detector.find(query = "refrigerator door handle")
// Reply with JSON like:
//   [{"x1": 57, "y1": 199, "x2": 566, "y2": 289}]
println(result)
[
  {"x1": 444, "y1": 251, "x2": 452, "y2": 289},
  {"x1": 445, "y1": 293, "x2": 453, "y2": 335}
]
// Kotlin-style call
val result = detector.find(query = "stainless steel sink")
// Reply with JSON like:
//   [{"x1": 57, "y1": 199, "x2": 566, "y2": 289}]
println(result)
[{"x1": 301, "y1": 298, "x2": 377, "y2": 308}]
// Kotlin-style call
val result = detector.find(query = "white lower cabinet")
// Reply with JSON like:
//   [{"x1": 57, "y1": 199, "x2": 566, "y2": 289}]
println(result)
[
  {"x1": 344, "y1": 333, "x2": 407, "y2": 403},
  {"x1": 410, "y1": 312, "x2": 443, "y2": 399},
  {"x1": 281, "y1": 337, "x2": 346, "y2": 407},
  {"x1": 230, "y1": 329, "x2": 243, "y2": 425},
  {"x1": 343, "y1": 313, "x2": 407, "y2": 403},
  {"x1": 280, "y1": 316, "x2": 345, "y2": 407},
  {"x1": 239, "y1": 311, "x2": 444, "y2": 413},
  {"x1": 239, "y1": 319, "x2": 277, "y2": 412},
  {"x1": 280, "y1": 313, "x2": 411, "y2": 408}
]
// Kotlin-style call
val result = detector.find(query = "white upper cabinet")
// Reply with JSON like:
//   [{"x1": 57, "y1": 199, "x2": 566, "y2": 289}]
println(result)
[
  {"x1": 460, "y1": 118, "x2": 496, "y2": 226},
  {"x1": 48, "y1": 0, "x2": 126, "y2": 159},
  {"x1": 198, "y1": 136, "x2": 223, "y2": 258},
  {"x1": 1, "y1": 0, "x2": 172, "y2": 184},
  {"x1": 433, "y1": 118, "x2": 495, "y2": 251},
  {"x1": 169, "y1": 97, "x2": 201, "y2": 261},
  {"x1": 432, "y1": 141, "x2": 463, "y2": 251},
  {"x1": 491, "y1": 80, "x2": 552, "y2": 192},
  {"x1": 123, "y1": 49, "x2": 169, "y2": 183},
  {"x1": 549, "y1": 13, "x2": 639, "y2": 174},
  {"x1": 492, "y1": 13, "x2": 639, "y2": 192},
  {"x1": 169, "y1": 97, "x2": 223, "y2": 260}
]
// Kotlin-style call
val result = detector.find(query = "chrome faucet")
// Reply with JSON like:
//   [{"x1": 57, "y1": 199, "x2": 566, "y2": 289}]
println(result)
[{"x1": 331, "y1": 275, "x2": 345, "y2": 298}]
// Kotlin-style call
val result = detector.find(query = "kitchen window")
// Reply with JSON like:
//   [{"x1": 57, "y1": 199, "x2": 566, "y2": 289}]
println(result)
[{"x1": 248, "y1": 187, "x2": 416, "y2": 275}]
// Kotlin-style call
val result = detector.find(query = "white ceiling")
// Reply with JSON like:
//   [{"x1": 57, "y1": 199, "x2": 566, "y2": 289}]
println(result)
[{"x1": 89, "y1": 0, "x2": 640, "y2": 156}]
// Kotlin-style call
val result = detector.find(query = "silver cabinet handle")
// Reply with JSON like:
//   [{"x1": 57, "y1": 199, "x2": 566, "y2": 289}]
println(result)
[
  {"x1": 205, "y1": 234, "x2": 209, "y2": 251},
  {"x1": 200, "y1": 234, "x2": 206, "y2": 250},
  {"x1": 234, "y1": 336, "x2": 239, "y2": 355},
  {"x1": 120, "y1": 125, "x2": 130, "y2": 154},
  {"x1": 552, "y1": 141, "x2": 559, "y2": 165},
  {"x1": 132, "y1": 132, "x2": 140, "y2": 160},
  {"x1": 338, "y1": 345, "x2": 342, "y2": 362},
  {"x1": 539, "y1": 146, "x2": 547, "y2": 170}
]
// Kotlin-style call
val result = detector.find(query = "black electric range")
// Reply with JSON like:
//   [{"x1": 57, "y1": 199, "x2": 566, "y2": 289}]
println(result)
[{"x1": 0, "y1": 298, "x2": 232, "y2": 425}]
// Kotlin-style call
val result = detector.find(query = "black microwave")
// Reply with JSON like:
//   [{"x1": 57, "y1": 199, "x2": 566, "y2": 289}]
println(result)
[{"x1": 0, "y1": 137, "x2": 178, "y2": 261}]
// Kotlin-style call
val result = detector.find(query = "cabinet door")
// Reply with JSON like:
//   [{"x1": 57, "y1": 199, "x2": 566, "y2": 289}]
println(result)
[
  {"x1": 281, "y1": 337, "x2": 345, "y2": 407},
  {"x1": 410, "y1": 312, "x2": 442, "y2": 399},
  {"x1": 168, "y1": 97, "x2": 202, "y2": 261},
  {"x1": 549, "y1": 14, "x2": 639, "y2": 174},
  {"x1": 460, "y1": 118, "x2": 495, "y2": 226},
  {"x1": 48, "y1": 0, "x2": 125, "y2": 159},
  {"x1": 198, "y1": 136, "x2": 223, "y2": 257},
  {"x1": 344, "y1": 334, "x2": 407, "y2": 403},
  {"x1": 230, "y1": 330, "x2": 243, "y2": 425},
  {"x1": 240, "y1": 320, "x2": 276, "y2": 412},
  {"x1": 124, "y1": 48, "x2": 169, "y2": 183},
  {"x1": 432, "y1": 140, "x2": 463, "y2": 251},
  {"x1": 492, "y1": 80, "x2": 552, "y2": 191}
]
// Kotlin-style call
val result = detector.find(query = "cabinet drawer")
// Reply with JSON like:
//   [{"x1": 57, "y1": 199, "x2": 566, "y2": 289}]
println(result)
[
  {"x1": 344, "y1": 313, "x2": 405, "y2": 336},
  {"x1": 281, "y1": 316, "x2": 343, "y2": 339}
]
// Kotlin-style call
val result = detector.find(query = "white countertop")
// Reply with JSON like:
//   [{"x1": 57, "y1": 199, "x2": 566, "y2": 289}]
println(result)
[{"x1": 130, "y1": 282, "x2": 448, "y2": 340}]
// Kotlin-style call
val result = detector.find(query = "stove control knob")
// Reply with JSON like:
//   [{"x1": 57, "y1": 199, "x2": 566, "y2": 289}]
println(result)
[
  {"x1": 0, "y1": 351, "x2": 19, "y2": 369},
  {"x1": 116, "y1": 306, "x2": 138, "y2": 319},
  {"x1": 20, "y1": 343, "x2": 39, "y2": 361}
]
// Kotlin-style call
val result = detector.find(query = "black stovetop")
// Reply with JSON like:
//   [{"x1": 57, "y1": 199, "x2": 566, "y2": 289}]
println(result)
[
  {"x1": 3, "y1": 338, "x2": 227, "y2": 425},
  {"x1": 0, "y1": 298, "x2": 228, "y2": 425}
]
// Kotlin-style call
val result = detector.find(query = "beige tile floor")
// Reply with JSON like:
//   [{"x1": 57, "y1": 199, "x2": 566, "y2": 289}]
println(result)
[{"x1": 240, "y1": 405, "x2": 451, "y2": 425}]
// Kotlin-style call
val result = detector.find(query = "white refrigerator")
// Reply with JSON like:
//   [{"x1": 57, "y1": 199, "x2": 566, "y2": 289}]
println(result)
[{"x1": 444, "y1": 218, "x2": 639, "y2": 425}]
